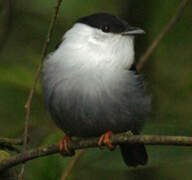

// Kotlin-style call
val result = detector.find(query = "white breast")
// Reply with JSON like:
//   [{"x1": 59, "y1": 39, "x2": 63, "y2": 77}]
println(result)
[
  {"x1": 42, "y1": 23, "x2": 135, "y2": 101},
  {"x1": 52, "y1": 23, "x2": 134, "y2": 68}
]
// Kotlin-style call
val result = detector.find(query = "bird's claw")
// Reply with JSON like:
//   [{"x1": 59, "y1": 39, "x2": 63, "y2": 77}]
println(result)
[
  {"x1": 59, "y1": 136, "x2": 74, "y2": 156},
  {"x1": 98, "y1": 131, "x2": 115, "y2": 151}
]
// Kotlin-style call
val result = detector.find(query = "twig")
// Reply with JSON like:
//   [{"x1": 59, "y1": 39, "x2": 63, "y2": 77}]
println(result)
[
  {"x1": 2, "y1": 133, "x2": 192, "y2": 172},
  {"x1": 0, "y1": 138, "x2": 22, "y2": 152},
  {"x1": 136, "y1": 0, "x2": 189, "y2": 71},
  {"x1": 0, "y1": 138, "x2": 23, "y2": 146},
  {"x1": 0, "y1": 145, "x2": 21, "y2": 153},
  {"x1": 18, "y1": 0, "x2": 63, "y2": 179},
  {"x1": 60, "y1": 150, "x2": 85, "y2": 180}
]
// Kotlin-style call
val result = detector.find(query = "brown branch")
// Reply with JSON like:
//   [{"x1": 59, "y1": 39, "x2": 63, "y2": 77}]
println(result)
[
  {"x1": 60, "y1": 150, "x2": 85, "y2": 180},
  {"x1": 0, "y1": 138, "x2": 22, "y2": 152},
  {"x1": 0, "y1": 138, "x2": 23, "y2": 146},
  {"x1": 18, "y1": 0, "x2": 63, "y2": 179},
  {"x1": 136, "y1": 0, "x2": 189, "y2": 71},
  {"x1": 0, "y1": 151, "x2": 17, "y2": 180},
  {"x1": 2, "y1": 132, "x2": 192, "y2": 172},
  {"x1": 0, "y1": 145, "x2": 21, "y2": 153}
]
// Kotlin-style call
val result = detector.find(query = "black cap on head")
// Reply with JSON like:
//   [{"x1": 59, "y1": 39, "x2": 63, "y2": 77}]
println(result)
[
  {"x1": 76, "y1": 13, "x2": 145, "y2": 35},
  {"x1": 77, "y1": 13, "x2": 128, "y2": 33}
]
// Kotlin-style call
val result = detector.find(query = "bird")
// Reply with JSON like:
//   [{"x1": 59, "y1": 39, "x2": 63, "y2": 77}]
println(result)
[{"x1": 42, "y1": 13, "x2": 151, "y2": 167}]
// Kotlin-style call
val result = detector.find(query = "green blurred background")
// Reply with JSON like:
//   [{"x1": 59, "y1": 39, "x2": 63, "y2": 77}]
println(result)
[{"x1": 0, "y1": 0, "x2": 192, "y2": 179}]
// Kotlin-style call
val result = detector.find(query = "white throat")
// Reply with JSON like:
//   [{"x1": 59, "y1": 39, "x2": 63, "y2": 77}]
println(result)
[
  {"x1": 54, "y1": 23, "x2": 135, "y2": 71},
  {"x1": 43, "y1": 23, "x2": 137, "y2": 105}
]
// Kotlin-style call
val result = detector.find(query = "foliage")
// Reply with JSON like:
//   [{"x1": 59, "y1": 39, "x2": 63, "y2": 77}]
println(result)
[{"x1": 0, "y1": 0, "x2": 192, "y2": 179}]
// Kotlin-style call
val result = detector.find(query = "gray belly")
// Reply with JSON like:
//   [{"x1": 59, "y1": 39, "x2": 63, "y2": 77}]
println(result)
[{"x1": 44, "y1": 71, "x2": 151, "y2": 137}]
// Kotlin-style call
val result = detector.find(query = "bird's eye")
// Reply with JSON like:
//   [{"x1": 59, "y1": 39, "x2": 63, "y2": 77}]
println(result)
[{"x1": 101, "y1": 25, "x2": 110, "y2": 32}]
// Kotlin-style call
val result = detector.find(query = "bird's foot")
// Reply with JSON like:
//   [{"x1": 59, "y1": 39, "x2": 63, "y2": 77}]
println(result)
[
  {"x1": 59, "y1": 136, "x2": 74, "y2": 156},
  {"x1": 98, "y1": 131, "x2": 115, "y2": 150}
]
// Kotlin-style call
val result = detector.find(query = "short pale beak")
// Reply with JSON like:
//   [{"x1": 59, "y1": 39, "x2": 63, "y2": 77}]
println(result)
[{"x1": 122, "y1": 26, "x2": 145, "y2": 35}]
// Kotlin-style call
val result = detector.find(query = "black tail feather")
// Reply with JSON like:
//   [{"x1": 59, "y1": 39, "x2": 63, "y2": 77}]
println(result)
[{"x1": 120, "y1": 143, "x2": 148, "y2": 167}]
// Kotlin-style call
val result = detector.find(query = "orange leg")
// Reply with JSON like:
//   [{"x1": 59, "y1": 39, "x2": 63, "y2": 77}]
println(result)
[
  {"x1": 98, "y1": 131, "x2": 115, "y2": 150},
  {"x1": 59, "y1": 136, "x2": 71, "y2": 155}
]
